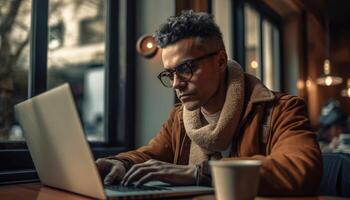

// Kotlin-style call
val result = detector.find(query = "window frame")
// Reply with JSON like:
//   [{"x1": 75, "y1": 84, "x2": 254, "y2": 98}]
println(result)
[
  {"x1": 232, "y1": 0, "x2": 284, "y2": 91},
  {"x1": 0, "y1": 0, "x2": 136, "y2": 184}
]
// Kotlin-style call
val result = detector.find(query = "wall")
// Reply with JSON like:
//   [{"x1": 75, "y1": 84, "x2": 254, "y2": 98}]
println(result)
[
  {"x1": 212, "y1": 0, "x2": 233, "y2": 58},
  {"x1": 135, "y1": 0, "x2": 175, "y2": 147},
  {"x1": 283, "y1": 14, "x2": 302, "y2": 96},
  {"x1": 305, "y1": 14, "x2": 326, "y2": 126}
]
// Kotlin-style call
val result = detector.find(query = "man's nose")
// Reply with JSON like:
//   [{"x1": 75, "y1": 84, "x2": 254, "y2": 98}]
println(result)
[{"x1": 172, "y1": 74, "x2": 185, "y2": 89}]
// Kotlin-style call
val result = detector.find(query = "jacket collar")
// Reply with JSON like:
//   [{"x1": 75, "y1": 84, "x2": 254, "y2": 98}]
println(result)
[
  {"x1": 245, "y1": 73, "x2": 275, "y2": 104},
  {"x1": 240, "y1": 73, "x2": 275, "y2": 123}
]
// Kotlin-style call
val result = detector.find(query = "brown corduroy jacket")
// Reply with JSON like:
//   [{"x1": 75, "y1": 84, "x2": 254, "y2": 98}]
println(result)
[{"x1": 112, "y1": 74, "x2": 322, "y2": 196}]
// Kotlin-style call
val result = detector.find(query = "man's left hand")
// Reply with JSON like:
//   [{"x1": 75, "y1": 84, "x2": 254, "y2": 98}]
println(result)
[{"x1": 120, "y1": 159, "x2": 196, "y2": 187}]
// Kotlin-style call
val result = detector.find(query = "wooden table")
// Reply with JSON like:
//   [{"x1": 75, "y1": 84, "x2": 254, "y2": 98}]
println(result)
[{"x1": 0, "y1": 182, "x2": 349, "y2": 200}]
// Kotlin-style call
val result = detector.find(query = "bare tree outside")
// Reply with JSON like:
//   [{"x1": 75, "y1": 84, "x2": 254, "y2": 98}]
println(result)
[
  {"x1": 0, "y1": 0, "x2": 31, "y2": 140},
  {"x1": 0, "y1": 0, "x2": 105, "y2": 141}
]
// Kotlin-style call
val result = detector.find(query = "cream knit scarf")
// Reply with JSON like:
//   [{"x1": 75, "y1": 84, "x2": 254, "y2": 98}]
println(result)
[{"x1": 183, "y1": 60, "x2": 245, "y2": 165}]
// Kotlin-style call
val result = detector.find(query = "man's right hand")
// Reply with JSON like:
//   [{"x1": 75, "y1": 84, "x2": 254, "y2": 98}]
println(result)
[{"x1": 96, "y1": 158, "x2": 126, "y2": 185}]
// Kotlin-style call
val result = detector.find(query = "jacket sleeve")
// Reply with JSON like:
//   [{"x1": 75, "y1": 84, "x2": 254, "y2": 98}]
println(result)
[
  {"x1": 223, "y1": 95, "x2": 322, "y2": 196},
  {"x1": 106, "y1": 106, "x2": 179, "y2": 170}
]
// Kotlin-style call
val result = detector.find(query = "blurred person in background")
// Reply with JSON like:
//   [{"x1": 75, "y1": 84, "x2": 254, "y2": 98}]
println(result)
[{"x1": 318, "y1": 100, "x2": 349, "y2": 152}]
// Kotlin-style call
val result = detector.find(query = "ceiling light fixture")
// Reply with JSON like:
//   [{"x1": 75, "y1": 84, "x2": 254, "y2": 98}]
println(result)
[{"x1": 316, "y1": 12, "x2": 343, "y2": 86}]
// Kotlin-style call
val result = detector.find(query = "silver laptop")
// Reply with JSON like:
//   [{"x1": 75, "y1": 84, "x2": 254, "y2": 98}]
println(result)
[{"x1": 14, "y1": 83, "x2": 214, "y2": 199}]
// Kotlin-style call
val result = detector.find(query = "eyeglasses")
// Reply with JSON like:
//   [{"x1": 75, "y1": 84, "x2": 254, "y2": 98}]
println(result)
[{"x1": 157, "y1": 51, "x2": 220, "y2": 88}]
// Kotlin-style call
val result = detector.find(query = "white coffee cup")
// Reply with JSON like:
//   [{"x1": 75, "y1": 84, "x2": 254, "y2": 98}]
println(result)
[{"x1": 209, "y1": 160, "x2": 262, "y2": 200}]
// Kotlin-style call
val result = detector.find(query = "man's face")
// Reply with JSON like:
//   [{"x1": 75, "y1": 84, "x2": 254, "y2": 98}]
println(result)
[{"x1": 161, "y1": 37, "x2": 224, "y2": 111}]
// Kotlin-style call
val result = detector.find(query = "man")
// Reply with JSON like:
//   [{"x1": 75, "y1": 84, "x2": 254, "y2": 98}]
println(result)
[{"x1": 96, "y1": 10, "x2": 322, "y2": 195}]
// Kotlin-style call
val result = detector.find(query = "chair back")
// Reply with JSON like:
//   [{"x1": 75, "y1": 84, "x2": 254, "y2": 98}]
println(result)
[{"x1": 319, "y1": 153, "x2": 350, "y2": 197}]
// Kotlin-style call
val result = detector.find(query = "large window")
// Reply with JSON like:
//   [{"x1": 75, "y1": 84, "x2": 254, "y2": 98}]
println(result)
[
  {"x1": 47, "y1": 0, "x2": 106, "y2": 142},
  {"x1": 244, "y1": 4, "x2": 282, "y2": 91},
  {"x1": 234, "y1": 1, "x2": 282, "y2": 91},
  {"x1": 244, "y1": 5, "x2": 261, "y2": 80},
  {"x1": 0, "y1": 0, "x2": 135, "y2": 184},
  {"x1": 262, "y1": 20, "x2": 280, "y2": 91}
]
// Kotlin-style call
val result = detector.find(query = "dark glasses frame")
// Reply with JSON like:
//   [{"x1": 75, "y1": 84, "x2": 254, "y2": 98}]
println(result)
[{"x1": 157, "y1": 51, "x2": 220, "y2": 88}]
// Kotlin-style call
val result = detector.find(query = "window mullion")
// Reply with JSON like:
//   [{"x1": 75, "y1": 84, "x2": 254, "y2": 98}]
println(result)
[
  {"x1": 29, "y1": 0, "x2": 48, "y2": 97},
  {"x1": 232, "y1": 0, "x2": 245, "y2": 69},
  {"x1": 104, "y1": 0, "x2": 119, "y2": 146},
  {"x1": 124, "y1": 0, "x2": 136, "y2": 150},
  {"x1": 259, "y1": 15, "x2": 264, "y2": 82}
]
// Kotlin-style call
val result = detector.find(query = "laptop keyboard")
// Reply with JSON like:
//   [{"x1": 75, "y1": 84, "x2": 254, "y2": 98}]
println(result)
[{"x1": 105, "y1": 185, "x2": 170, "y2": 192}]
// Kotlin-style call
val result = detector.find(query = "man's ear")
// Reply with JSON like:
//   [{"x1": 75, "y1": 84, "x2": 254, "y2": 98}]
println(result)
[{"x1": 217, "y1": 50, "x2": 227, "y2": 73}]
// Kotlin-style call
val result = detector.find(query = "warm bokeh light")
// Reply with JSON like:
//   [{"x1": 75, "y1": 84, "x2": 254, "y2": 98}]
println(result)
[
  {"x1": 317, "y1": 59, "x2": 343, "y2": 86},
  {"x1": 306, "y1": 79, "x2": 312, "y2": 88},
  {"x1": 341, "y1": 88, "x2": 350, "y2": 97},
  {"x1": 325, "y1": 76, "x2": 333, "y2": 86},
  {"x1": 316, "y1": 75, "x2": 343, "y2": 86},
  {"x1": 341, "y1": 79, "x2": 350, "y2": 97},
  {"x1": 146, "y1": 42, "x2": 153, "y2": 49},
  {"x1": 323, "y1": 59, "x2": 330, "y2": 75},
  {"x1": 297, "y1": 80, "x2": 304, "y2": 89},
  {"x1": 250, "y1": 60, "x2": 258, "y2": 69},
  {"x1": 136, "y1": 35, "x2": 158, "y2": 58}
]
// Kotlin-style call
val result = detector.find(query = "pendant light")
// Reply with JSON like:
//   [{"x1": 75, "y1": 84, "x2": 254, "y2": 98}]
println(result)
[
  {"x1": 316, "y1": 12, "x2": 343, "y2": 86},
  {"x1": 341, "y1": 79, "x2": 350, "y2": 97}
]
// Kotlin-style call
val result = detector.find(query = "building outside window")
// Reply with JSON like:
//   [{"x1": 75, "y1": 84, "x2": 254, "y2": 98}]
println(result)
[
  {"x1": 0, "y1": 0, "x2": 107, "y2": 142},
  {"x1": 47, "y1": 0, "x2": 106, "y2": 142}
]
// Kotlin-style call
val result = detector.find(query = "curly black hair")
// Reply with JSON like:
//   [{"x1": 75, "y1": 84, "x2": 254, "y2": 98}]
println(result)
[{"x1": 154, "y1": 10, "x2": 225, "y2": 50}]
